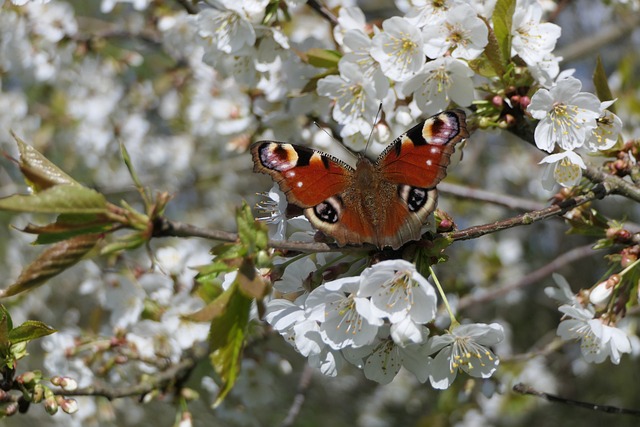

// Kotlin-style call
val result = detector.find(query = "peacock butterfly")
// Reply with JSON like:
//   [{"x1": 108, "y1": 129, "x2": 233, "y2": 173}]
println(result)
[{"x1": 250, "y1": 109, "x2": 469, "y2": 249}]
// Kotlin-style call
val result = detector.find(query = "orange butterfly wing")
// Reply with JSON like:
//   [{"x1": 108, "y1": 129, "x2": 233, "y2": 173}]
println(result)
[
  {"x1": 250, "y1": 142, "x2": 352, "y2": 208},
  {"x1": 377, "y1": 110, "x2": 468, "y2": 188}
]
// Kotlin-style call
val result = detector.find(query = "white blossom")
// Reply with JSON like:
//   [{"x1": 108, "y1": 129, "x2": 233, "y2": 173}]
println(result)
[
  {"x1": 317, "y1": 60, "x2": 381, "y2": 124},
  {"x1": 361, "y1": 337, "x2": 432, "y2": 384},
  {"x1": 333, "y1": 6, "x2": 367, "y2": 45},
  {"x1": 341, "y1": 30, "x2": 389, "y2": 96},
  {"x1": 544, "y1": 273, "x2": 580, "y2": 305},
  {"x1": 357, "y1": 260, "x2": 437, "y2": 341},
  {"x1": 405, "y1": 0, "x2": 462, "y2": 28},
  {"x1": 256, "y1": 185, "x2": 289, "y2": 240},
  {"x1": 527, "y1": 76, "x2": 601, "y2": 152},
  {"x1": 589, "y1": 281, "x2": 614, "y2": 306},
  {"x1": 528, "y1": 52, "x2": 562, "y2": 87},
  {"x1": 25, "y1": 2, "x2": 77, "y2": 43},
  {"x1": 197, "y1": 8, "x2": 256, "y2": 55},
  {"x1": 557, "y1": 305, "x2": 631, "y2": 364},
  {"x1": 305, "y1": 276, "x2": 382, "y2": 349},
  {"x1": 370, "y1": 16, "x2": 426, "y2": 81},
  {"x1": 402, "y1": 56, "x2": 474, "y2": 116},
  {"x1": 103, "y1": 274, "x2": 145, "y2": 329},
  {"x1": 428, "y1": 323, "x2": 504, "y2": 389},
  {"x1": 584, "y1": 100, "x2": 623, "y2": 152},
  {"x1": 511, "y1": 0, "x2": 561, "y2": 66},
  {"x1": 539, "y1": 150, "x2": 586, "y2": 189},
  {"x1": 422, "y1": 4, "x2": 488, "y2": 60}
]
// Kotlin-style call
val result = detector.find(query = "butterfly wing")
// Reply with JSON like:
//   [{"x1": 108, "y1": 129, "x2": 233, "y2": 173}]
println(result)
[
  {"x1": 377, "y1": 109, "x2": 468, "y2": 188},
  {"x1": 252, "y1": 141, "x2": 369, "y2": 245},
  {"x1": 251, "y1": 141, "x2": 353, "y2": 208},
  {"x1": 372, "y1": 110, "x2": 468, "y2": 248}
]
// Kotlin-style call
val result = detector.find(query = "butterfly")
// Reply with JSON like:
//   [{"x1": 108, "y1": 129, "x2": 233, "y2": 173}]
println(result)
[{"x1": 250, "y1": 110, "x2": 469, "y2": 249}]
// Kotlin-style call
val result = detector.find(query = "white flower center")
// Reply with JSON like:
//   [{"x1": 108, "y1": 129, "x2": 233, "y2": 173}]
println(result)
[
  {"x1": 550, "y1": 102, "x2": 586, "y2": 136},
  {"x1": 330, "y1": 294, "x2": 365, "y2": 335},
  {"x1": 449, "y1": 336, "x2": 493, "y2": 373}
]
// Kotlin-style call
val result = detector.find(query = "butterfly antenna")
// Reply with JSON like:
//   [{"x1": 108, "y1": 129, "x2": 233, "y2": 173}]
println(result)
[
  {"x1": 313, "y1": 121, "x2": 334, "y2": 140},
  {"x1": 364, "y1": 103, "x2": 383, "y2": 156},
  {"x1": 313, "y1": 121, "x2": 358, "y2": 161}
]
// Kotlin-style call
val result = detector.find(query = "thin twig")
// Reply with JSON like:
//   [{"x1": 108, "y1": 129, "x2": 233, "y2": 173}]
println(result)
[
  {"x1": 306, "y1": 0, "x2": 339, "y2": 25},
  {"x1": 457, "y1": 244, "x2": 598, "y2": 311},
  {"x1": 442, "y1": 183, "x2": 606, "y2": 241},
  {"x1": 281, "y1": 364, "x2": 314, "y2": 427},
  {"x1": 513, "y1": 383, "x2": 640, "y2": 416},
  {"x1": 438, "y1": 182, "x2": 546, "y2": 211},
  {"x1": 153, "y1": 216, "x2": 368, "y2": 253},
  {"x1": 583, "y1": 166, "x2": 640, "y2": 203},
  {"x1": 56, "y1": 353, "x2": 201, "y2": 400}
]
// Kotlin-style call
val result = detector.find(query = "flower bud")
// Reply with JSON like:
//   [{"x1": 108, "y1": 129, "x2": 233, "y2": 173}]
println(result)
[
  {"x1": 589, "y1": 281, "x2": 613, "y2": 306},
  {"x1": 60, "y1": 377, "x2": 78, "y2": 392},
  {"x1": 32, "y1": 384, "x2": 45, "y2": 403},
  {"x1": 3, "y1": 402, "x2": 18, "y2": 416},
  {"x1": 60, "y1": 398, "x2": 78, "y2": 414},
  {"x1": 44, "y1": 396, "x2": 58, "y2": 415}
]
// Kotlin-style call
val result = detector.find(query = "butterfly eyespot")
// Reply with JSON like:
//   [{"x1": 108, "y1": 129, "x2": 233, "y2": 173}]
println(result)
[
  {"x1": 399, "y1": 185, "x2": 428, "y2": 212},
  {"x1": 259, "y1": 143, "x2": 298, "y2": 171},
  {"x1": 314, "y1": 197, "x2": 342, "y2": 224}
]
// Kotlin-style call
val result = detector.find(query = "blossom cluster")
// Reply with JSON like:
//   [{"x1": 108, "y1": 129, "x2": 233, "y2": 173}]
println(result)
[
  {"x1": 318, "y1": 0, "x2": 560, "y2": 150},
  {"x1": 266, "y1": 258, "x2": 504, "y2": 386},
  {"x1": 528, "y1": 76, "x2": 623, "y2": 188},
  {"x1": 546, "y1": 274, "x2": 631, "y2": 364}
]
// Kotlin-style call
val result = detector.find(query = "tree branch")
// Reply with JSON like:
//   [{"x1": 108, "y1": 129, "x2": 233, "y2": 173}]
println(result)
[
  {"x1": 57, "y1": 352, "x2": 201, "y2": 400},
  {"x1": 306, "y1": 0, "x2": 339, "y2": 25},
  {"x1": 513, "y1": 383, "x2": 640, "y2": 416},
  {"x1": 442, "y1": 183, "x2": 606, "y2": 241},
  {"x1": 281, "y1": 364, "x2": 314, "y2": 427},
  {"x1": 583, "y1": 166, "x2": 640, "y2": 203},
  {"x1": 438, "y1": 182, "x2": 546, "y2": 211}
]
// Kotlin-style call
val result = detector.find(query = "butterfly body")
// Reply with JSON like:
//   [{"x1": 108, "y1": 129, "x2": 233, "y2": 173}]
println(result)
[{"x1": 251, "y1": 110, "x2": 468, "y2": 249}]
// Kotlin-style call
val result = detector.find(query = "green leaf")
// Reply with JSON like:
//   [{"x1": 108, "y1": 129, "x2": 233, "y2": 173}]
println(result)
[
  {"x1": 209, "y1": 284, "x2": 251, "y2": 407},
  {"x1": 8, "y1": 321, "x2": 56, "y2": 344},
  {"x1": 186, "y1": 282, "x2": 235, "y2": 323},
  {"x1": 12, "y1": 133, "x2": 79, "y2": 192},
  {"x1": 1, "y1": 233, "x2": 101, "y2": 298},
  {"x1": 99, "y1": 232, "x2": 146, "y2": 255},
  {"x1": 22, "y1": 213, "x2": 113, "y2": 244},
  {"x1": 0, "y1": 306, "x2": 11, "y2": 348},
  {"x1": 477, "y1": 19, "x2": 505, "y2": 78},
  {"x1": 210, "y1": 242, "x2": 245, "y2": 259},
  {"x1": 593, "y1": 56, "x2": 616, "y2": 114},
  {"x1": 0, "y1": 185, "x2": 107, "y2": 214},
  {"x1": 236, "y1": 202, "x2": 268, "y2": 254},
  {"x1": 492, "y1": 0, "x2": 516, "y2": 64},
  {"x1": 237, "y1": 258, "x2": 269, "y2": 299},
  {"x1": 304, "y1": 48, "x2": 342, "y2": 68},
  {"x1": 120, "y1": 143, "x2": 144, "y2": 190}
]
